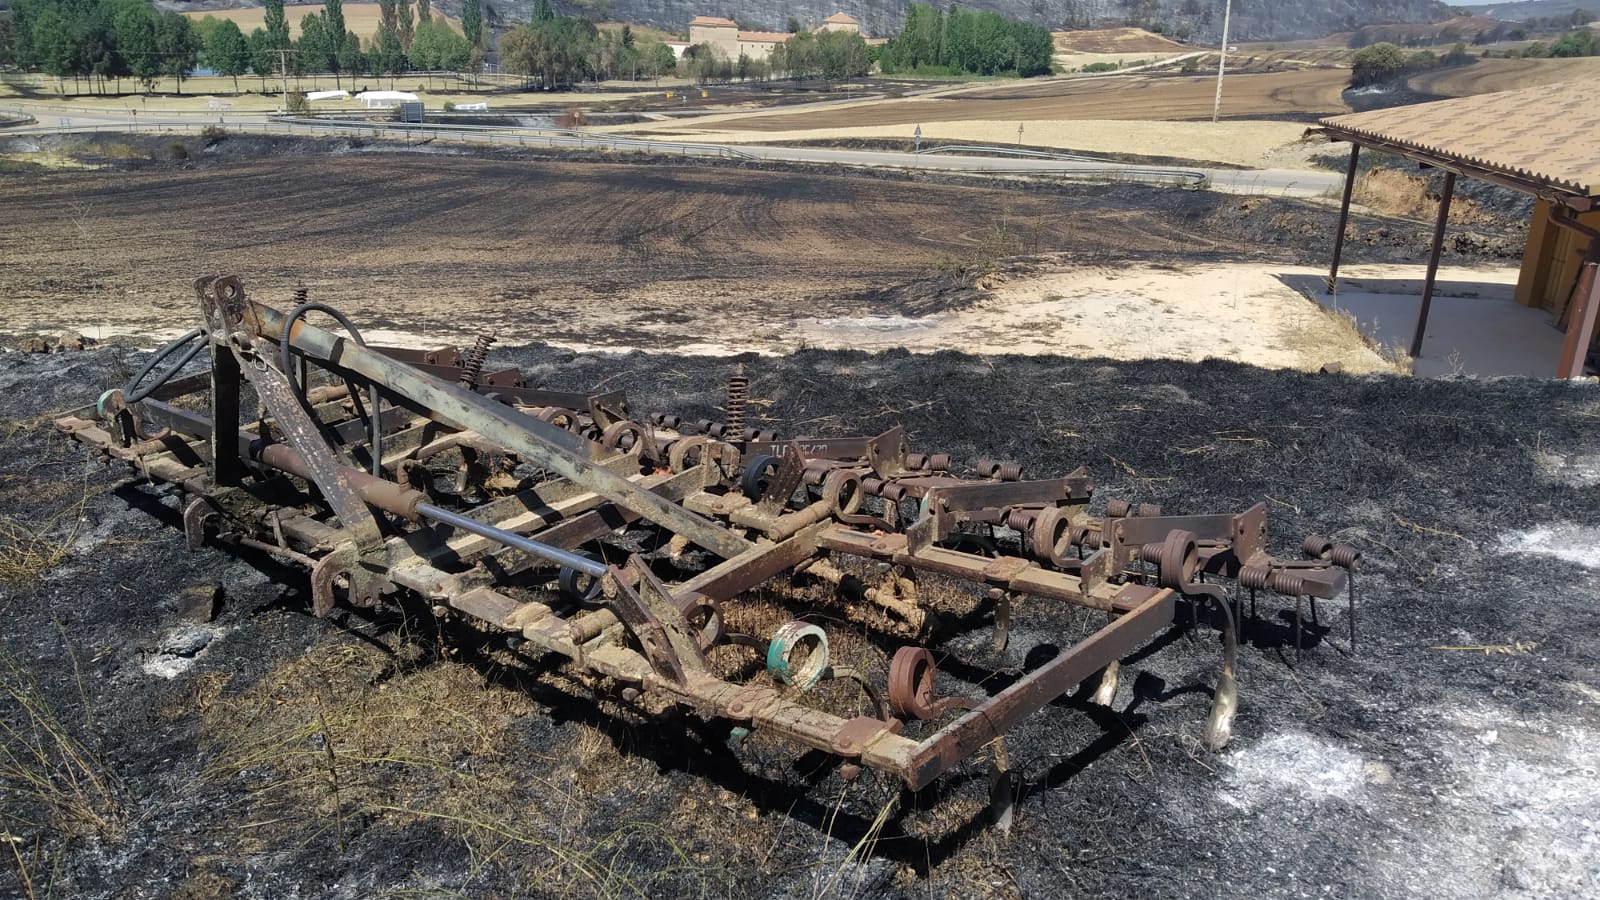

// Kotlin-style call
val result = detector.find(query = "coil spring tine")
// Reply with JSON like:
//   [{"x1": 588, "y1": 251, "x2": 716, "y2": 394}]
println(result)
[
  {"x1": 459, "y1": 332, "x2": 496, "y2": 391},
  {"x1": 725, "y1": 364, "x2": 748, "y2": 441}
]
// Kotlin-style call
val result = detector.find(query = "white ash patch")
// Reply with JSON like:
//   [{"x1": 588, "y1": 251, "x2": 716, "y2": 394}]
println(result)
[
  {"x1": 1369, "y1": 704, "x2": 1600, "y2": 899},
  {"x1": 1499, "y1": 524, "x2": 1600, "y2": 569},
  {"x1": 1443, "y1": 707, "x2": 1600, "y2": 897},
  {"x1": 140, "y1": 623, "x2": 226, "y2": 679},
  {"x1": 1533, "y1": 449, "x2": 1600, "y2": 487},
  {"x1": 1220, "y1": 730, "x2": 1368, "y2": 808}
]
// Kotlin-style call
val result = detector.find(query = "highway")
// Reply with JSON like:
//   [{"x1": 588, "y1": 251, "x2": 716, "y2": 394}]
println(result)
[{"x1": 1, "y1": 102, "x2": 1341, "y2": 198}]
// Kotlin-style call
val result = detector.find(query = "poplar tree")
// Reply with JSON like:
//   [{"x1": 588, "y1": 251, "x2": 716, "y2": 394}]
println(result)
[
  {"x1": 462, "y1": 0, "x2": 482, "y2": 48},
  {"x1": 264, "y1": 0, "x2": 290, "y2": 49}
]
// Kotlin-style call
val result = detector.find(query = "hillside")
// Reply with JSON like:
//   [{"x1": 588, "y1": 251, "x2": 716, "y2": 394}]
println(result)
[
  {"x1": 1460, "y1": 1, "x2": 1599, "y2": 21},
  {"x1": 152, "y1": 0, "x2": 1458, "y2": 43}
]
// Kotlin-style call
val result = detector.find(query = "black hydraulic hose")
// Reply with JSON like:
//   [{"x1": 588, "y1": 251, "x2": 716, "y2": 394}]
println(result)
[
  {"x1": 123, "y1": 328, "x2": 206, "y2": 404},
  {"x1": 280, "y1": 302, "x2": 382, "y2": 475}
]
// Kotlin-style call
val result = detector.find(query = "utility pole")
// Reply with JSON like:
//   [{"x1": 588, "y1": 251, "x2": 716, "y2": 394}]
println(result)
[
  {"x1": 1211, "y1": 0, "x2": 1232, "y2": 123},
  {"x1": 270, "y1": 48, "x2": 294, "y2": 113}
]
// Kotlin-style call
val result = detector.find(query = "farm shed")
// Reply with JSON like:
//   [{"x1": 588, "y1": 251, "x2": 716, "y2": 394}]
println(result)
[{"x1": 1317, "y1": 83, "x2": 1600, "y2": 377}]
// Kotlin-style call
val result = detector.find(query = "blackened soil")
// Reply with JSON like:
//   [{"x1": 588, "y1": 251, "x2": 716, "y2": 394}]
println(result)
[{"x1": 2, "y1": 343, "x2": 1597, "y2": 899}]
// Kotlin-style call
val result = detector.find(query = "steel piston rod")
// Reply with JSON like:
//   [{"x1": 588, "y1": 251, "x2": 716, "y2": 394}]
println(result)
[{"x1": 415, "y1": 501, "x2": 608, "y2": 577}]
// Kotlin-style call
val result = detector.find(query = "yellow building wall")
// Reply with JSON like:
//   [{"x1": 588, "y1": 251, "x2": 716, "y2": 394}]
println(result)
[{"x1": 1517, "y1": 199, "x2": 1600, "y2": 325}]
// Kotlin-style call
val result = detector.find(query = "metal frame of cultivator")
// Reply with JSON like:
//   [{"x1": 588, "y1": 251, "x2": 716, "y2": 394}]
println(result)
[{"x1": 56, "y1": 276, "x2": 1360, "y2": 793}]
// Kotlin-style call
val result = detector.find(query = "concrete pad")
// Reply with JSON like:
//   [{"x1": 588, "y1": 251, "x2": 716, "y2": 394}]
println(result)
[{"x1": 1278, "y1": 265, "x2": 1569, "y2": 378}]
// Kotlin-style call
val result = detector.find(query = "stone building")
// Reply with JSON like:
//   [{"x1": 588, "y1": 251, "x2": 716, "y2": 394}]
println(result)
[{"x1": 687, "y1": 11, "x2": 864, "y2": 62}]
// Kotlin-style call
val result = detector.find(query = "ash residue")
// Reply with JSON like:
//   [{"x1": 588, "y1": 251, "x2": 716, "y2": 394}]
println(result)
[{"x1": 2, "y1": 344, "x2": 1598, "y2": 899}]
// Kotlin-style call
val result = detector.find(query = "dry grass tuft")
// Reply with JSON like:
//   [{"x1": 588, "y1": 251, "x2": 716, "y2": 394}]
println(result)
[
  {"x1": 0, "y1": 651, "x2": 125, "y2": 852},
  {"x1": 0, "y1": 475, "x2": 97, "y2": 585},
  {"x1": 198, "y1": 633, "x2": 742, "y2": 895}
]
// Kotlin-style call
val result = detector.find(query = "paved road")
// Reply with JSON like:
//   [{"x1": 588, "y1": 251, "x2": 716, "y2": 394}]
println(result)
[{"x1": 3, "y1": 103, "x2": 1340, "y2": 198}]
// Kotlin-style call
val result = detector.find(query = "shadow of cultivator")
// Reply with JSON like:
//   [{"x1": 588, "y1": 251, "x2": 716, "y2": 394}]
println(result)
[{"x1": 57, "y1": 276, "x2": 1360, "y2": 799}]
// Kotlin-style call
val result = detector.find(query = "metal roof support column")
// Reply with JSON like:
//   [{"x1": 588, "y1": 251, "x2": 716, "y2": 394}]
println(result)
[
  {"x1": 1557, "y1": 257, "x2": 1600, "y2": 378},
  {"x1": 1326, "y1": 143, "x2": 1360, "y2": 294},
  {"x1": 1409, "y1": 170, "x2": 1455, "y2": 359}
]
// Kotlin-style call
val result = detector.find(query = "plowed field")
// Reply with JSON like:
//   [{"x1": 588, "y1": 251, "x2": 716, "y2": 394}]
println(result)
[
  {"x1": 0, "y1": 142, "x2": 1285, "y2": 350},
  {"x1": 1407, "y1": 56, "x2": 1600, "y2": 97}
]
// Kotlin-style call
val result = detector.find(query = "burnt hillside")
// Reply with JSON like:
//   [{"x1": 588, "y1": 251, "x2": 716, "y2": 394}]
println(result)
[{"x1": 153, "y1": 0, "x2": 1456, "y2": 43}]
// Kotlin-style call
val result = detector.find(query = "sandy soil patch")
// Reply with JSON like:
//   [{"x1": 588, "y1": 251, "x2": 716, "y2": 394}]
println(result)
[
  {"x1": 680, "y1": 119, "x2": 1314, "y2": 168},
  {"x1": 798, "y1": 262, "x2": 1393, "y2": 372},
  {"x1": 1054, "y1": 51, "x2": 1177, "y2": 70},
  {"x1": 1052, "y1": 27, "x2": 1187, "y2": 54},
  {"x1": 638, "y1": 70, "x2": 1350, "y2": 136}
]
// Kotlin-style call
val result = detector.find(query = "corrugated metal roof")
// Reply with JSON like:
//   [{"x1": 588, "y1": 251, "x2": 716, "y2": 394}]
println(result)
[{"x1": 1319, "y1": 82, "x2": 1600, "y2": 199}]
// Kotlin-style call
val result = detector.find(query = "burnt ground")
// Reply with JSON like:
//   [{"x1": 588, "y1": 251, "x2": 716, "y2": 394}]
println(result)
[
  {"x1": 0, "y1": 137, "x2": 1592, "y2": 898},
  {"x1": 0, "y1": 133, "x2": 1526, "y2": 353},
  {"x1": 2, "y1": 343, "x2": 1598, "y2": 899}
]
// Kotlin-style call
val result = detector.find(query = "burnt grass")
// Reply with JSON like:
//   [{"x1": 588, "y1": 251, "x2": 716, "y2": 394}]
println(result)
[{"x1": 2, "y1": 341, "x2": 1598, "y2": 899}]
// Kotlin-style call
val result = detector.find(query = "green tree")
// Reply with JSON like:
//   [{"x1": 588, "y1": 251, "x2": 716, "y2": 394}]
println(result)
[
  {"x1": 640, "y1": 39, "x2": 674, "y2": 81},
  {"x1": 1350, "y1": 42, "x2": 1407, "y2": 87},
  {"x1": 410, "y1": 15, "x2": 443, "y2": 80},
  {"x1": 1, "y1": 15, "x2": 15, "y2": 69},
  {"x1": 321, "y1": 0, "x2": 347, "y2": 86},
  {"x1": 461, "y1": 0, "x2": 482, "y2": 48},
  {"x1": 111, "y1": 0, "x2": 161, "y2": 92},
  {"x1": 418, "y1": 0, "x2": 431, "y2": 25},
  {"x1": 398, "y1": 0, "x2": 414, "y2": 49},
  {"x1": 264, "y1": 0, "x2": 290, "y2": 49},
  {"x1": 203, "y1": 17, "x2": 251, "y2": 91},
  {"x1": 534, "y1": 0, "x2": 554, "y2": 24},
  {"x1": 786, "y1": 16, "x2": 802, "y2": 33},
  {"x1": 154, "y1": 10, "x2": 199, "y2": 94},
  {"x1": 339, "y1": 31, "x2": 364, "y2": 77},
  {"x1": 30, "y1": 4, "x2": 75, "y2": 93},
  {"x1": 296, "y1": 10, "x2": 326, "y2": 74},
  {"x1": 247, "y1": 26, "x2": 273, "y2": 88},
  {"x1": 373, "y1": 22, "x2": 406, "y2": 83},
  {"x1": 815, "y1": 30, "x2": 868, "y2": 79},
  {"x1": 1549, "y1": 29, "x2": 1598, "y2": 57},
  {"x1": 434, "y1": 24, "x2": 469, "y2": 70}
]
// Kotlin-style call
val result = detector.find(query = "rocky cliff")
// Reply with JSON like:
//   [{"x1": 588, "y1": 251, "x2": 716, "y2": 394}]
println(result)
[
  {"x1": 460, "y1": 0, "x2": 1454, "y2": 41},
  {"x1": 154, "y1": 0, "x2": 1457, "y2": 43}
]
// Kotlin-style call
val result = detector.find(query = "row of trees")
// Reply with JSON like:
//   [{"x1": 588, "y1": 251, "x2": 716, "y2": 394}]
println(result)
[
  {"x1": 1348, "y1": 41, "x2": 1473, "y2": 88},
  {"x1": 1511, "y1": 28, "x2": 1600, "y2": 59},
  {"x1": 768, "y1": 29, "x2": 870, "y2": 80},
  {"x1": 500, "y1": 16, "x2": 678, "y2": 89},
  {"x1": 879, "y1": 4, "x2": 1054, "y2": 77},
  {"x1": 7, "y1": 0, "x2": 202, "y2": 93},
  {"x1": 1, "y1": 0, "x2": 486, "y2": 95}
]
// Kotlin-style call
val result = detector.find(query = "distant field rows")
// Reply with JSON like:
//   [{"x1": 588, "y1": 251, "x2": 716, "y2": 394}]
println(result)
[{"x1": 181, "y1": 3, "x2": 461, "y2": 39}]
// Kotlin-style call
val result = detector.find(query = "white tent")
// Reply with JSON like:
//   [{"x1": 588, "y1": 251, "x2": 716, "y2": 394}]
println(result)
[
  {"x1": 305, "y1": 90, "x2": 349, "y2": 102},
  {"x1": 354, "y1": 90, "x2": 419, "y2": 109}
]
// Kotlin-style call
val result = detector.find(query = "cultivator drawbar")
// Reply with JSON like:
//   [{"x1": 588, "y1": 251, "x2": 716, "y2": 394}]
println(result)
[{"x1": 57, "y1": 276, "x2": 1360, "y2": 792}]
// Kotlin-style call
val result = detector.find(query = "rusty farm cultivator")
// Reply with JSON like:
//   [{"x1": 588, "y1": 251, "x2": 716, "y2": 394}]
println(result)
[{"x1": 57, "y1": 277, "x2": 1360, "y2": 793}]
